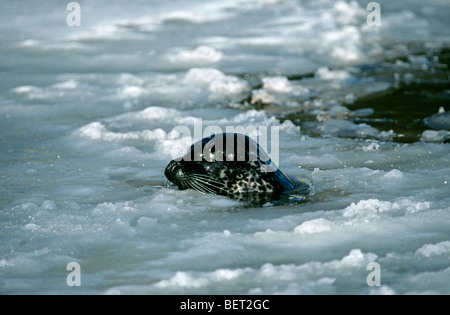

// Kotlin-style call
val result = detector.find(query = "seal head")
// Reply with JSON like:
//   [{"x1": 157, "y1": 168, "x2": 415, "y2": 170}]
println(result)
[{"x1": 165, "y1": 133, "x2": 296, "y2": 203}]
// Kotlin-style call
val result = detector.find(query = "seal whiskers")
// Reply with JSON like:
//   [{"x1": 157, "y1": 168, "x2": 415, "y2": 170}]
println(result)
[{"x1": 188, "y1": 177, "x2": 218, "y2": 195}]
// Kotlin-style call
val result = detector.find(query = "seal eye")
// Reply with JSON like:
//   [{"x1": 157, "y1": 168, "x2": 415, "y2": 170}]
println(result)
[{"x1": 203, "y1": 138, "x2": 218, "y2": 163}]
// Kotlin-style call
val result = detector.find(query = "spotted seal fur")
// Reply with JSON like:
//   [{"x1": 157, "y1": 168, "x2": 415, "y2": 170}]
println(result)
[{"x1": 165, "y1": 133, "x2": 299, "y2": 204}]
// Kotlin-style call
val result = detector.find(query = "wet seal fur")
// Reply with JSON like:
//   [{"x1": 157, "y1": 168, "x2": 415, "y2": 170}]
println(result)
[{"x1": 165, "y1": 133, "x2": 307, "y2": 204}]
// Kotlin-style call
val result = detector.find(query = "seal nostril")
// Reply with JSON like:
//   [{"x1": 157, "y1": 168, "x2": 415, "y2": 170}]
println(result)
[
  {"x1": 165, "y1": 160, "x2": 187, "y2": 183},
  {"x1": 164, "y1": 160, "x2": 190, "y2": 191},
  {"x1": 165, "y1": 160, "x2": 178, "y2": 180}
]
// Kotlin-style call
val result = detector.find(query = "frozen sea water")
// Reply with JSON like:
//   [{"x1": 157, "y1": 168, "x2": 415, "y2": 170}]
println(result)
[{"x1": 0, "y1": 0, "x2": 449, "y2": 295}]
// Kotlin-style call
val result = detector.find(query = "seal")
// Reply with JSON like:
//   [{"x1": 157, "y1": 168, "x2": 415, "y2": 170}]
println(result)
[{"x1": 165, "y1": 133, "x2": 298, "y2": 204}]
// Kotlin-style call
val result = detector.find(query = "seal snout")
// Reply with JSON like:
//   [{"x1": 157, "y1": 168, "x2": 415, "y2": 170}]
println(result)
[
  {"x1": 165, "y1": 160, "x2": 180, "y2": 180},
  {"x1": 165, "y1": 160, "x2": 186, "y2": 189}
]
